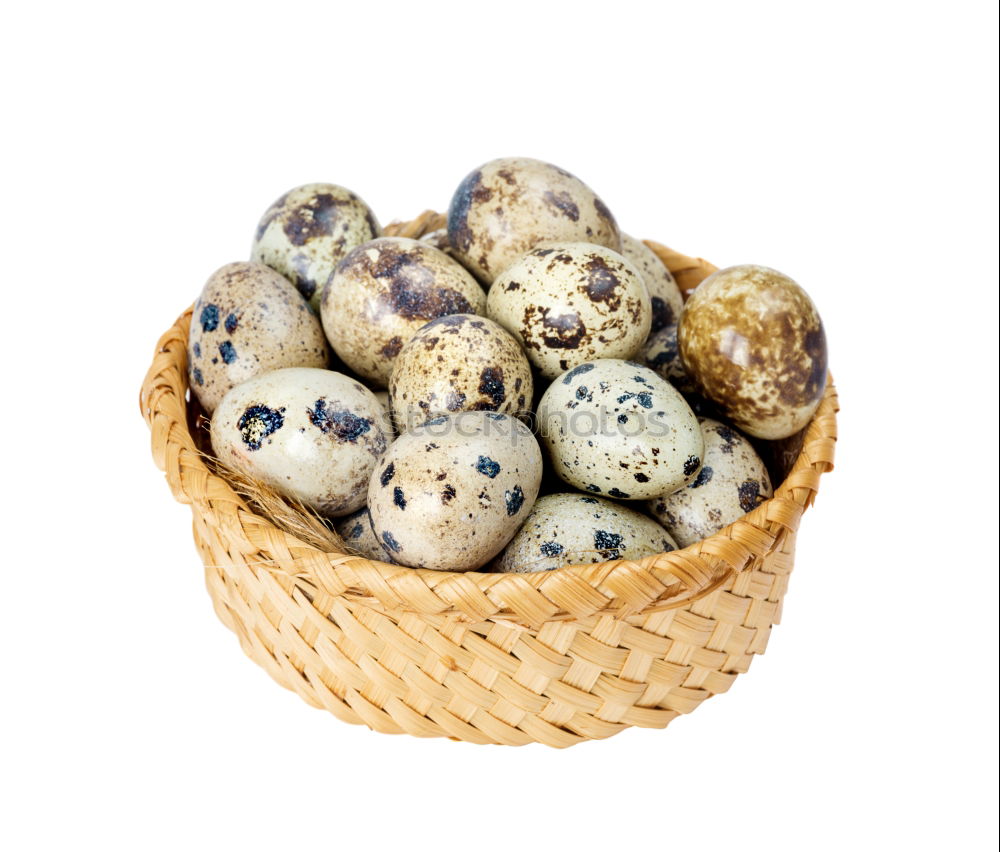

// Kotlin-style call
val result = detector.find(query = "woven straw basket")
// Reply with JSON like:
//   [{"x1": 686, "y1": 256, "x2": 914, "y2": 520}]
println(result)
[{"x1": 140, "y1": 210, "x2": 839, "y2": 748}]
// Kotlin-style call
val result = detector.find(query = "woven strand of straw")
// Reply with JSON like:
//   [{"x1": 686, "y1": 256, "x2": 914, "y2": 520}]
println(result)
[{"x1": 139, "y1": 212, "x2": 838, "y2": 747}]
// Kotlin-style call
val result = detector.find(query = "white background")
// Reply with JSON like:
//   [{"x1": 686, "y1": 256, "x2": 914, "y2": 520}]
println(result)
[{"x1": 2, "y1": 2, "x2": 997, "y2": 850}]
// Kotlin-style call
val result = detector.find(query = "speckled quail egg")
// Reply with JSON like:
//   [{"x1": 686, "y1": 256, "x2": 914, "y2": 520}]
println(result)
[
  {"x1": 322, "y1": 237, "x2": 486, "y2": 388},
  {"x1": 250, "y1": 183, "x2": 381, "y2": 312},
  {"x1": 211, "y1": 367, "x2": 392, "y2": 517},
  {"x1": 373, "y1": 390, "x2": 391, "y2": 415},
  {"x1": 758, "y1": 426, "x2": 807, "y2": 485},
  {"x1": 648, "y1": 418, "x2": 773, "y2": 547},
  {"x1": 639, "y1": 327, "x2": 723, "y2": 421},
  {"x1": 188, "y1": 262, "x2": 329, "y2": 414},
  {"x1": 641, "y1": 321, "x2": 697, "y2": 395},
  {"x1": 493, "y1": 493, "x2": 678, "y2": 573},
  {"x1": 333, "y1": 507, "x2": 394, "y2": 562},
  {"x1": 488, "y1": 243, "x2": 651, "y2": 379},
  {"x1": 421, "y1": 228, "x2": 453, "y2": 255},
  {"x1": 447, "y1": 157, "x2": 621, "y2": 286},
  {"x1": 619, "y1": 233, "x2": 683, "y2": 335},
  {"x1": 367, "y1": 411, "x2": 542, "y2": 571},
  {"x1": 678, "y1": 265, "x2": 828, "y2": 440},
  {"x1": 538, "y1": 359, "x2": 704, "y2": 500},
  {"x1": 388, "y1": 314, "x2": 533, "y2": 432}
]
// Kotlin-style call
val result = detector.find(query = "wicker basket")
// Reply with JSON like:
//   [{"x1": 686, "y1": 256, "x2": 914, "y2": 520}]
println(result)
[{"x1": 139, "y1": 211, "x2": 838, "y2": 748}]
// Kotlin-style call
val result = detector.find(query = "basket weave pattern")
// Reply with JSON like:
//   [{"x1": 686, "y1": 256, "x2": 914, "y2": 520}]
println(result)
[{"x1": 140, "y1": 211, "x2": 838, "y2": 747}]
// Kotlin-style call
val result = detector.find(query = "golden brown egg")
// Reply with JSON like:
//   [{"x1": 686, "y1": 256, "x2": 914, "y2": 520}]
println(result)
[{"x1": 678, "y1": 265, "x2": 827, "y2": 440}]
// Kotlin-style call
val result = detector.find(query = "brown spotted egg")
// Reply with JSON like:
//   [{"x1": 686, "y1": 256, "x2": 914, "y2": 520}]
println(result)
[
  {"x1": 679, "y1": 265, "x2": 828, "y2": 439},
  {"x1": 322, "y1": 237, "x2": 486, "y2": 388},
  {"x1": 333, "y1": 507, "x2": 393, "y2": 562},
  {"x1": 487, "y1": 243, "x2": 651, "y2": 380},
  {"x1": 367, "y1": 412, "x2": 542, "y2": 571},
  {"x1": 538, "y1": 359, "x2": 704, "y2": 500},
  {"x1": 388, "y1": 314, "x2": 533, "y2": 433},
  {"x1": 493, "y1": 494, "x2": 677, "y2": 573},
  {"x1": 648, "y1": 418, "x2": 773, "y2": 547},
  {"x1": 210, "y1": 367, "x2": 392, "y2": 518},
  {"x1": 188, "y1": 262, "x2": 329, "y2": 415},
  {"x1": 619, "y1": 233, "x2": 683, "y2": 334},
  {"x1": 447, "y1": 157, "x2": 621, "y2": 286},
  {"x1": 250, "y1": 183, "x2": 381, "y2": 313}
]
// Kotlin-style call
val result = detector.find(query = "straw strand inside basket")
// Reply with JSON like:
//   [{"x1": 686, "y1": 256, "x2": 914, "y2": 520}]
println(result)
[
  {"x1": 204, "y1": 454, "x2": 346, "y2": 553},
  {"x1": 185, "y1": 401, "x2": 348, "y2": 554}
]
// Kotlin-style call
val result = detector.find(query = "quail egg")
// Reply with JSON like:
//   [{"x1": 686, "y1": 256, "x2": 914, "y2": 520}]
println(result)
[
  {"x1": 641, "y1": 321, "x2": 697, "y2": 395},
  {"x1": 678, "y1": 265, "x2": 828, "y2": 439},
  {"x1": 373, "y1": 390, "x2": 391, "y2": 415},
  {"x1": 333, "y1": 507, "x2": 394, "y2": 561},
  {"x1": 493, "y1": 493, "x2": 677, "y2": 573},
  {"x1": 488, "y1": 243, "x2": 651, "y2": 379},
  {"x1": 250, "y1": 183, "x2": 381, "y2": 312},
  {"x1": 367, "y1": 411, "x2": 542, "y2": 570},
  {"x1": 421, "y1": 228, "x2": 453, "y2": 255},
  {"x1": 188, "y1": 262, "x2": 329, "y2": 415},
  {"x1": 210, "y1": 367, "x2": 392, "y2": 517},
  {"x1": 322, "y1": 237, "x2": 486, "y2": 387},
  {"x1": 648, "y1": 418, "x2": 773, "y2": 547},
  {"x1": 388, "y1": 314, "x2": 533, "y2": 432},
  {"x1": 446, "y1": 157, "x2": 621, "y2": 286},
  {"x1": 619, "y1": 233, "x2": 683, "y2": 334},
  {"x1": 758, "y1": 426, "x2": 807, "y2": 485},
  {"x1": 538, "y1": 359, "x2": 704, "y2": 499}
]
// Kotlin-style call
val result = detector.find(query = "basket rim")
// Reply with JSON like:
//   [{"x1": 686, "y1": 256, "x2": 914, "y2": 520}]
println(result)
[{"x1": 140, "y1": 210, "x2": 839, "y2": 626}]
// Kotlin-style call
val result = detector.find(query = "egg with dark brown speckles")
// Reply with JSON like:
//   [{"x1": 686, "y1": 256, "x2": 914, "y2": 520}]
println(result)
[
  {"x1": 251, "y1": 183, "x2": 381, "y2": 312},
  {"x1": 447, "y1": 158, "x2": 621, "y2": 286},
  {"x1": 648, "y1": 418, "x2": 772, "y2": 547},
  {"x1": 488, "y1": 243, "x2": 651, "y2": 379},
  {"x1": 389, "y1": 314, "x2": 533, "y2": 432},
  {"x1": 678, "y1": 265, "x2": 827, "y2": 439},
  {"x1": 188, "y1": 262, "x2": 329, "y2": 415},
  {"x1": 367, "y1": 411, "x2": 542, "y2": 571},
  {"x1": 620, "y1": 233, "x2": 683, "y2": 334},
  {"x1": 538, "y1": 359, "x2": 704, "y2": 499},
  {"x1": 493, "y1": 494, "x2": 677, "y2": 573},
  {"x1": 321, "y1": 237, "x2": 486, "y2": 388},
  {"x1": 210, "y1": 367, "x2": 392, "y2": 517}
]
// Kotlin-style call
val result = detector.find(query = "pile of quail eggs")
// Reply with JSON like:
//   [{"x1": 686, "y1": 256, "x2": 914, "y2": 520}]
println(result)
[{"x1": 192, "y1": 157, "x2": 828, "y2": 573}]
